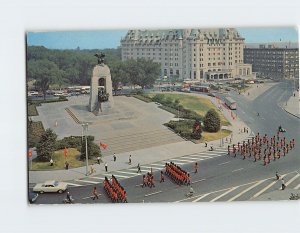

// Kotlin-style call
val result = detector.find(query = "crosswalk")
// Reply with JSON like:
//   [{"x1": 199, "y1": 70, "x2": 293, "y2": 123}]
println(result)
[
  {"x1": 177, "y1": 171, "x2": 300, "y2": 203},
  {"x1": 55, "y1": 147, "x2": 229, "y2": 187}
]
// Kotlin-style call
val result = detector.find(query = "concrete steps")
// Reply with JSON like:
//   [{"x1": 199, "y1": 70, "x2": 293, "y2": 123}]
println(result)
[{"x1": 97, "y1": 128, "x2": 184, "y2": 156}]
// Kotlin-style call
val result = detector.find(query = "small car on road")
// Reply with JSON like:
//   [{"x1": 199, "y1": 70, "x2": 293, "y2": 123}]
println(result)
[
  {"x1": 28, "y1": 192, "x2": 39, "y2": 203},
  {"x1": 33, "y1": 180, "x2": 68, "y2": 194}
]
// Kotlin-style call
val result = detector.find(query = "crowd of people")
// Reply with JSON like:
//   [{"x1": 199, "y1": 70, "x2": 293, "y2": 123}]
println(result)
[
  {"x1": 165, "y1": 162, "x2": 190, "y2": 186},
  {"x1": 227, "y1": 127, "x2": 296, "y2": 165},
  {"x1": 103, "y1": 176, "x2": 127, "y2": 203}
]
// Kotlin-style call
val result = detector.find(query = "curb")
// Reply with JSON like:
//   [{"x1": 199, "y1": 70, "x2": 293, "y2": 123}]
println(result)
[{"x1": 282, "y1": 107, "x2": 300, "y2": 119}]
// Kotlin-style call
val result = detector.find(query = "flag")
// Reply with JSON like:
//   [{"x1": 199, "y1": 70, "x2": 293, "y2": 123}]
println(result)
[
  {"x1": 64, "y1": 147, "x2": 68, "y2": 157},
  {"x1": 28, "y1": 149, "x2": 32, "y2": 158},
  {"x1": 100, "y1": 142, "x2": 107, "y2": 150}
]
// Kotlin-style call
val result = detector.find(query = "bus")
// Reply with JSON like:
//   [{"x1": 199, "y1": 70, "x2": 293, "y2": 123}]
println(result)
[
  {"x1": 224, "y1": 97, "x2": 237, "y2": 110},
  {"x1": 190, "y1": 85, "x2": 210, "y2": 93}
]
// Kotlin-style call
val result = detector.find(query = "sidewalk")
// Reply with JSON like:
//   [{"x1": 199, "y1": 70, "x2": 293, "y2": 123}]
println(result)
[
  {"x1": 251, "y1": 188, "x2": 300, "y2": 201},
  {"x1": 283, "y1": 92, "x2": 300, "y2": 119},
  {"x1": 29, "y1": 95, "x2": 252, "y2": 184}
]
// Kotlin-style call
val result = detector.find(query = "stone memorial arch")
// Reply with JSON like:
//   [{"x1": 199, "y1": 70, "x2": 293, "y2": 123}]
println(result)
[{"x1": 89, "y1": 53, "x2": 114, "y2": 113}]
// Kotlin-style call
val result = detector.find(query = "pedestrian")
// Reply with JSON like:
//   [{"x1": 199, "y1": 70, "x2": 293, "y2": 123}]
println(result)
[
  {"x1": 263, "y1": 156, "x2": 267, "y2": 166},
  {"x1": 92, "y1": 186, "x2": 99, "y2": 200},
  {"x1": 160, "y1": 171, "x2": 165, "y2": 183},
  {"x1": 137, "y1": 163, "x2": 141, "y2": 173},
  {"x1": 65, "y1": 161, "x2": 69, "y2": 170},
  {"x1": 129, "y1": 155, "x2": 132, "y2": 165},
  {"x1": 281, "y1": 178, "x2": 286, "y2": 190},
  {"x1": 97, "y1": 156, "x2": 101, "y2": 164},
  {"x1": 55, "y1": 120, "x2": 58, "y2": 127},
  {"x1": 276, "y1": 172, "x2": 280, "y2": 180},
  {"x1": 90, "y1": 165, "x2": 95, "y2": 174},
  {"x1": 194, "y1": 162, "x2": 198, "y2": 173},
  {"x1": 50, "y1": 158, "x2": 54, "y2": 166},
  {"x1": 246, "y1": 128, "x2": 249, "y2": 134},
  {"x1": 105, "y1": 162, "x2": 108, "y2": 172},
  {"x1": 150, "y1": 176, "x2": 155, "y2": 188},
  {"x1": 113, "y1": 153, "x2": 116, "y2": 162},
  {"x1": 142, "y1": 175, "x2": 147, "y2": 188},
  {"x1": 205, "y1": 141, "x2": 208, "y2": 147},
  {"x1": 186, "y1": 173, "x2": 190, "y2": 186}
]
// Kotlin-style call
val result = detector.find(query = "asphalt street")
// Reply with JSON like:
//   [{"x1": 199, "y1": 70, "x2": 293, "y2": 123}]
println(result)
[{"x1": 31, "y1": 81, "x2": 300, "y2": 204}]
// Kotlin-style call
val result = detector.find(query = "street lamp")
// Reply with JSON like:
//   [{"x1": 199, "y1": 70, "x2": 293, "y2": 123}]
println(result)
[{"x1": 81, "y1": 122, "x2": 89, "y2": 176}]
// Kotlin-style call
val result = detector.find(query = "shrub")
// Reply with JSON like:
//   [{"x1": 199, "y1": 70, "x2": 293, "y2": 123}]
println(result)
[
  {"x1": 80, "y1": 136, "x2": 100, "y2": 160},
  {"x1": 55, "y1": 136, "x2": 82, "y2": 150},
  {"x1": 204, "y1": 109, "x2": 221, "y2": 132}
]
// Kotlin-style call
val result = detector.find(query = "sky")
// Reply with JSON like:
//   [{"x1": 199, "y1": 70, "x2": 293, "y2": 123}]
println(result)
[{"x1": 27, "y1": 27, "x2": 298, "y2": 50}]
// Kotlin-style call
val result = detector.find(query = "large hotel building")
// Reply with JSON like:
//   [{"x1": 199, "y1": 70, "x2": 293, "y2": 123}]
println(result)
[{"x1": 120, "y1": 29, "x2": 254, "y2": 81}]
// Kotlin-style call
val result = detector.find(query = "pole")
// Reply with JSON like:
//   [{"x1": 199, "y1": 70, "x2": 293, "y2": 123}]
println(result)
[
  {"x1": 220, "y1": 124, "x2": 222, "y2": 147},
  {"x1": 82, "y1": 123, "x2": 89, "y2": 176}
]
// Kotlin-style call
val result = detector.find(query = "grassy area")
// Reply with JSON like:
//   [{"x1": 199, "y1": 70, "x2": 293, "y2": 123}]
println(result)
[
  {"x1": 196, "y1": 129, "x2": 232, "y2": 143},
  {"x1": 28, "y1": 103, "x2": 39, "y2": 116},
  {"x1": 31, "y1": 148, "x2": 101, "y2": 170},
  {"x1": 147, "y1": 93, "x2": 230, "y2": 126},
  {"x1": 28, "y1": 121, "x2": 45, "y2": 148}
]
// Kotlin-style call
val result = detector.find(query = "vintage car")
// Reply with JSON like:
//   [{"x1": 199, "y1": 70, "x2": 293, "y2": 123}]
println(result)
[
  {"x1": 33, "y1": 180, "x2": 68, "y2": 194},
  {"x1": 28, "y1": 192, "x2": 39, "y2": 203}
]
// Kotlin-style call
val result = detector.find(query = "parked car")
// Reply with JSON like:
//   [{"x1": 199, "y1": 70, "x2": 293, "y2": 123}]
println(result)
[
  {"x1": 225, "y1": 88, "x2": 231, "y2": 91},
  {"x1": 33, "y1": 180, "x2": 68, "y2": 194},
  {"x1": 29, "y1": 192, "x2": 39, "y2": 203}
]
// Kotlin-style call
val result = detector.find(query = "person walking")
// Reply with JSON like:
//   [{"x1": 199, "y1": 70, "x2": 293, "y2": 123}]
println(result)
[
  {"x1": 92, "y1": 186, "x2": 99, "y2": 200},
  {"x1": 276, "y1": 172, "x2": 280, "y2": 180},
  {"x1": 97, "y1": 156, "x2": 101, "y2": 164},
  {"x1": 65, "y1": 161, "x2": 69, "y2": 170},
  {"x1": 194, "y1": 162, "x2": 198, "y2": 173},
  {"x1": 50, "y1": 158, "x2": 54, "y2": 166},
  {"x1": 128, "y1": 155, "x2": 132, "y2": 165},
  {"x1": 137, "y1": 163, "x2": 141, "y2": 173},
  {"x1": 113, "y1": 153, "x2": 116, "y2": 162},
  {"x1": 142, "y1": 175, "x2": 147, "y2": 188},
  {"x1": 105, "y1": 162, "x2": 108, "y2": 172},
  {"x1": 281, "y1": 178, "x2": 286, "y2": 190},
  {"x1": 160, "y1": 171, "x2": 165, "y2": 183}
]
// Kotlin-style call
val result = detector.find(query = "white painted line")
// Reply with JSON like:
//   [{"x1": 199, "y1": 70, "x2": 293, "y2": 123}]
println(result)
[
  {"x1": 284, "y1": 173, "x2": 300, "y2": 187},
  {"x1": 193, "y1": 153, "x2": 224, "y2": 157},
  {"x1": 227, "y1": 180, "x2": 266, "y2": 202},
  {"x1": 218, "y1": 161, "x2": 230, "y2": 165},
  {"x1": 128, "y1": 168, "x2": 149, "y2": 173},
  {"x1": 192, "y1": 193, "x2": 210, "y2": 202},
  {"x1": 210, "y1": 187, "x2": 238, "y2": 202},
  {"x1": 144, "y1": 190, "x2": 162, "y2": 197},
  {"x1": 141, "y1": 166, "x2": 163, "y2": 170},
  {"x1": 150, "y1": 163, "x2": 165, "y2": 167},
  {"x1": 294, "y1": 184, "x2": 300, "y2": 190},
  {"x1": 232, "y1": 168, "x2": 244, "y2": 172},
  {"x1": 167, "y1": 161, "x2": 185, "y2": 165},
  {"x1": 65, "y1": 182, "x2": 83, "y2": 187},
  {"x1": 110, "y1": 174, "x2": 130, "y2": 178},
  {"x1": 88, "y1": 176, "x2": 105, "y2": 180},
  {"x1": 172, "y1": 158, "x2": 198, "y2": 163},
  {"x1": 82, "y1": 194, "x2": 101, "y2": 200},
  {"x1": 252, "y1": 174, "x2": 286, "y2": 199},
  {"x1": 180, "y1": 156, "x2": 203, "y2": 161},
  {"x1": 185, "y1": 155, "x2": 213, "y2": 159},
  {"x1": 114, "y1": 170, "x2": 140, "y2": 175},
  {"x1": 75, "y1": 179, "x2": 99, "y2": 184},
  {"x1": 191, "y1": 178, "x2": 206, "y2": 184}
]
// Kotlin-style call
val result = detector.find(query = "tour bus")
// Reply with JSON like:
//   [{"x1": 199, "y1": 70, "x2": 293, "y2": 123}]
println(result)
[
  {"x1": 190, "y1": 85, "x2": 210, "y2": 93},
  {"x1": 224, "y1": 97, "x2": 237, "y2": 110}
]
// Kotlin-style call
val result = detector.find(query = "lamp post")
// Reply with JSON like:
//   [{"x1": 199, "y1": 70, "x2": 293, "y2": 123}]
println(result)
[{"x1": 81, "y1": 123, "x2": 89, "y2": 176}]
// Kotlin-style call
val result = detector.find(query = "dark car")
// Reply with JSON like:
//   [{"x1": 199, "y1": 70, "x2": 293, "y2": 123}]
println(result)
[{"x1": 29, "y1": 192, "x2": 39, "y2": 203}]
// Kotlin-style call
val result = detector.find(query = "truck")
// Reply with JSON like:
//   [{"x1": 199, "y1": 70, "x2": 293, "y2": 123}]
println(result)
[{"x1": 224, "y1": 96, "x2": 237, "y2": 110}]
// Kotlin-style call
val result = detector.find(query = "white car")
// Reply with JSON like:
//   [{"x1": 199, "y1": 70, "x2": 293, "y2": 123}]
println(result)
[{"x1": 33, "y1": 180, "x2": 68, "y2": 194}]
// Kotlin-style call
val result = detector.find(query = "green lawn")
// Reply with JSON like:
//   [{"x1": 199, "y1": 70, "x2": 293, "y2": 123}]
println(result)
[
  {"x1": 197, "y1": 129, "x2": 232, "y2": 143},
  {"x1": 147, "y1": 93, "x2": 230, "y2": 126},
  {"x1": 30, "y1": 148, "x2": 101, "y2": 170},
  {"x1": 28, "y1": 103, "x2": 39, "y2": 116}
]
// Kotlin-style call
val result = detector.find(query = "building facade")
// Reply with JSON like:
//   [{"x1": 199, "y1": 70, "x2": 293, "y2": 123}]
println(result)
[
  {"x1": 244, "y1": 45, "x2": 299, "y2": 80},
  {"x1": 120, "y1": 29, "x2": 254, "y2": 81}
]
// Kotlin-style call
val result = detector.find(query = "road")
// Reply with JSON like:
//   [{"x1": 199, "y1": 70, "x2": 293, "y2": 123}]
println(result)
[{"x1": 31, "y1": 80, "x2": 300, "y2": 204}]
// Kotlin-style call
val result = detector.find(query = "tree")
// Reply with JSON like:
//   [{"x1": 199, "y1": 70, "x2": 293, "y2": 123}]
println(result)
[
  {"x1": 36, "y1": 129, "x2": 57, "y2": 162},
  {"x1": 203, "y1": 109, "x2": 221, "y2": 132},
  {"x1": 80, "y1": 136, "x2": 100, "y2": 160},
  {"x1": 110, "y1": 60, "x2": 128, "y2": 94},
  {"x1": 136, "y1": 59, "x2": 160, "y2": 88}
]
